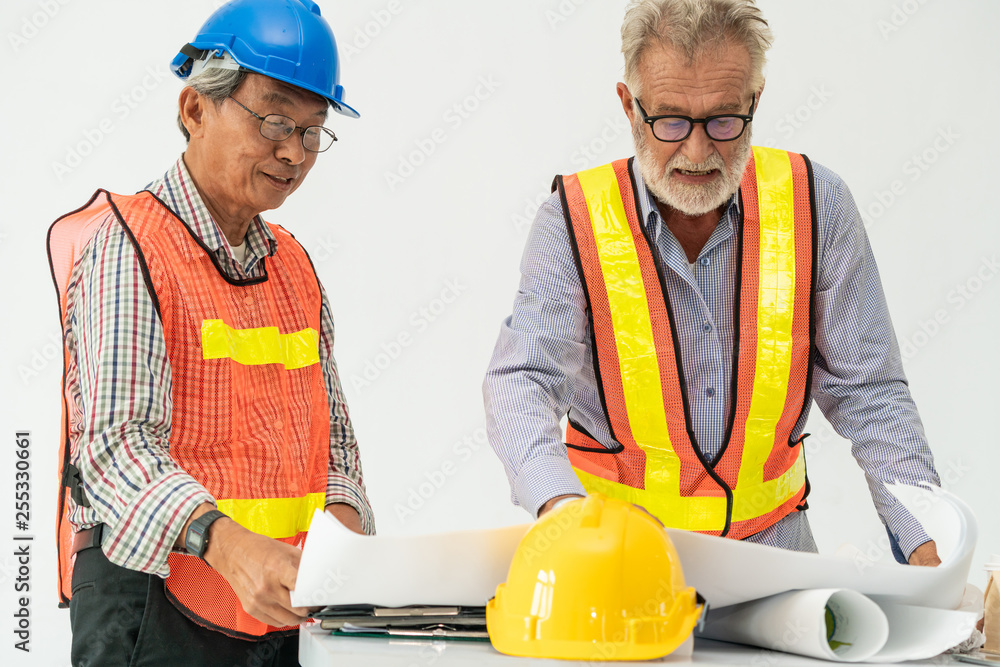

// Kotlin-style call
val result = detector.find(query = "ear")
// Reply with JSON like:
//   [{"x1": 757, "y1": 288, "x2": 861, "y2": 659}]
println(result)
[
  {"x1": 178, "y1": 87, "x2": 207, "y2": 140},
  {"x1": 754, "y1": 82, "x2": 765, "y2": 109},
  {"x1": 617, "y1": 82, "x2": 637, "y2": 125}
]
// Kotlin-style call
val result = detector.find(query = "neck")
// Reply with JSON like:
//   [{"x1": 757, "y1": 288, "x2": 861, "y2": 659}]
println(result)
[
  {"x1": 656, "y1": 201, "x2": 725, "y2": 263},
  {"x1": 181, "y1": 152, "x2": 253, "y2": 246}
]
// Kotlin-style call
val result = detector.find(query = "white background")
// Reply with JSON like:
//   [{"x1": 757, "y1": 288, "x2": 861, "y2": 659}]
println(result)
[{"x1": 1, "y1": 0, "x2": 998, "y2": 664}]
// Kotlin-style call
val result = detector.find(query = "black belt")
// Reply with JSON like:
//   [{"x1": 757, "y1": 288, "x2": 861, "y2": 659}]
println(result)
[{"x1": 71, "y1": 523, "x2": 105, "y2": 556}]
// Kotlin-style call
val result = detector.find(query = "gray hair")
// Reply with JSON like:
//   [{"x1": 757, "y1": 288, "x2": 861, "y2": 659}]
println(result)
[
  {"x1": 176, "y1": 67, "x2": 249, "y2": 141},
  {"x1": 621, "y1": 0, "x2": 773, "y2": 99}
]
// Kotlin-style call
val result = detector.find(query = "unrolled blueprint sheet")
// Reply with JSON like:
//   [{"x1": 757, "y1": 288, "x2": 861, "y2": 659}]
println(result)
[
  {"x1": 290, "y1": 513, "x2": 529, "y2": 607},
  {"x1": 292, "y1": 483, "x2": 975, "y2": 633},
  {"x1": 671, "y1": 484, "x2": 976, "y2": 610}
]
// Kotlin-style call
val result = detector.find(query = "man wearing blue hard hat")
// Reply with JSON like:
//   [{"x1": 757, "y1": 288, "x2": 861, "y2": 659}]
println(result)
[{"x1": 46, "y1": 1, "x2": 370, "y2": 664}]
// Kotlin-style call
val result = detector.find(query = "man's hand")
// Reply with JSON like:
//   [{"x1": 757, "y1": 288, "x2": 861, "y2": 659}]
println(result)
[
  {"x1": 176, "y1": 503, "x2": 311, "y2": 627},
  {"x1": 202, "y1": 517, "x2": 311, "y2": 628},
  {"x1": 538, "y1": 494, "x2": 586, "y2": 517},
  {"x1": 536, "y1": 495, "x2": 664, "y2": 527},
  {"x1": 325, "y1": 503, "x2": 365, "y2": 535},
  {"x1": 908, "y1": 540, "x2": 942, "y2": 567}
]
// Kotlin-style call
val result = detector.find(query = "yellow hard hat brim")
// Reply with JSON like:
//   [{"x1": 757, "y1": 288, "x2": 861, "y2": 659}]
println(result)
[{"x1": 487, "y1": 587, "x2": 703, "y2": 661}]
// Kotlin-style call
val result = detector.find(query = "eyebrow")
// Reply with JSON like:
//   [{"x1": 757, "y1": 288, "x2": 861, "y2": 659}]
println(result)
[
  {"x1": 260, "y1": 90, "x2": 329, "y2": 120},
  {"x1": 649, "y1": 101, "x2": 745, "y2": 115}
]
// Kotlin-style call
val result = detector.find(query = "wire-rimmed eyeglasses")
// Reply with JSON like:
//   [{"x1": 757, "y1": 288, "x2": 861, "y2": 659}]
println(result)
[
  {"x1": 227, "y1": 96, "x2": 338, "y2": 153},
  {"x1": 634, "y1": 94, "x2": 756, "y2": 143}
]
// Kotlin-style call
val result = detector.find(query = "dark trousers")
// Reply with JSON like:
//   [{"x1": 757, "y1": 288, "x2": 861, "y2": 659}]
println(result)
[{"x1": 70, "y1": 546, "x2": 299, "y2": 667}]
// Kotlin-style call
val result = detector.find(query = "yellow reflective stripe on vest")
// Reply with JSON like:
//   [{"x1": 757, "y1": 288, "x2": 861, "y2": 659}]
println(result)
[
  {"x1": 215, "y1": 492, "x2": 325, "y2": 539},
  {"x1": 732, "y1": 146, "x2": 803, "y2": 520},
  {"x1": 577, "y1": 165, "x2": 676, "y2": 451},
  {"x1": 575, "y1": 164, "x2": 723, "y2": 531},
  {"x1": 201, "y1": 319, "x2": 320, "y2": 370}
]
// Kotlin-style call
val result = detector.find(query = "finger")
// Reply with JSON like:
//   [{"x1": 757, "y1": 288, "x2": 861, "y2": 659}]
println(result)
[
  {"x1": 271, "y1": 585, "x2": 313, "y2": 619},
  {"x1": 278, "y1": 559, "x2": 300, "y2": 583},
  {"x1": 250, "y1": 590, "x2": 310, "y2": 628},
  {"x1": 267, "y1": 608, "x2": 309, "y2": 628},
  {"x1": 275, "y1": 552, "x2": 303, "y2": 593},
  {"x1": 233, "y1": 578, "x2": 304, "y2": 627},
  {"x1": 246, "y1": 606, "x2": 300, "y2": 629},
  {"x1": 263, "y1": 611, "x2": 307, "y2": 628},
  {"x1": 236, "y1": 589, "x2": 296, "y2": 628}
]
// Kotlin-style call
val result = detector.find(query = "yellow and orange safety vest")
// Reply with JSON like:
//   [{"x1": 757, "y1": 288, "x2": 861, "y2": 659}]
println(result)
[
  {"x1": 48, "y1": 190, "x2": 330, "y2": 639},
  {"x1": 556, "y1": 146, "x2": 816, "y2": 539}
]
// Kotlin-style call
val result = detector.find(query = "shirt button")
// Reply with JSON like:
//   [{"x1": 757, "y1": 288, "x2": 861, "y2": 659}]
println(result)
[
  {"x1": 706, "y1": 388, "x2": 716, "y2": 398},
  {"x1": 699, "y1": 257, "x2": 710, "y2": 266},
  {"x1": 274, "y1": 419, "x2": 284, "y2": 430},
  {"x1": 702, "y1": 322, "x2": 712, "y2": 333},
  {"x1": 243, "y1": 295, "x2": 253, "y2": 306}
]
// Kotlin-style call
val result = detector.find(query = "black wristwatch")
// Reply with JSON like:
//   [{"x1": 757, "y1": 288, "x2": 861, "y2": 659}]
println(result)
[{"x1": 184, "y1": 509, "x2": 227, "y2": 561}]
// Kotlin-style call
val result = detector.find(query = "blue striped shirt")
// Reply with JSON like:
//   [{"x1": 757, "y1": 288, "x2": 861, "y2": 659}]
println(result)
[{"x1": 483, "y1": 155, "x2": 939, "y2": 558}]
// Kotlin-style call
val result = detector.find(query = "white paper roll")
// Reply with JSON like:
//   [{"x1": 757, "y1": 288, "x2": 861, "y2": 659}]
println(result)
[
  {"x1": 698, "y1": 588, "x2": 889, "y2": 662},
  {"x1": 698, "y1": 588, "x2": 978, "y2": 663}
]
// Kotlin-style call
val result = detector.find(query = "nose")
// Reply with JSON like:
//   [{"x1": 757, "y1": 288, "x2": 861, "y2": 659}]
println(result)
[
  {"x1": 275, "y1": 133, "x2": 307, "y2": 165},
  {"x1": 680, "y1": 123, "x2": 715, "y2": 165}
]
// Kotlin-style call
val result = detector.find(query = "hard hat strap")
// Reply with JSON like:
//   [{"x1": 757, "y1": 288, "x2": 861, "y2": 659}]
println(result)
[{"x1": 186, "y1": 47, "x2": 243, "y2": 79}]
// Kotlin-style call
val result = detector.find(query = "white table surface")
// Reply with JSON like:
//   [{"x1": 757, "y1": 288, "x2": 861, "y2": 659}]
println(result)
[{"x1": 298, "y1": 622, "x2": 955, "y2": 666}]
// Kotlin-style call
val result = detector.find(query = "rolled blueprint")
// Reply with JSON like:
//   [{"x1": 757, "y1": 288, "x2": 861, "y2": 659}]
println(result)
[
  {"x1": 699, "y1": 589, "x2": 888, "y2": 662},
  {"x1": 699, "y1": 588, "x2": 978, "y2": 663}
]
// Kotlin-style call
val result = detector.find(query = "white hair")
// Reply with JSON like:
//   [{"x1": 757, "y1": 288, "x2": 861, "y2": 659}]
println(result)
[
  {"x1": 176, "y1": 66, "x2": 248, "y2": 142},
  {"x1": 621, "y1": 0, "x2": 773, "y2": 98}
]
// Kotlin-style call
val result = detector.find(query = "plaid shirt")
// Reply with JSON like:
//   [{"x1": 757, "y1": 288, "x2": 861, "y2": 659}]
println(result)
[
  {"x1": 63, "y1": 157, "x2": 374, "y2": 577},
  {"x1": 484, "y1": 156, "x2": 940, "y2": 559}
]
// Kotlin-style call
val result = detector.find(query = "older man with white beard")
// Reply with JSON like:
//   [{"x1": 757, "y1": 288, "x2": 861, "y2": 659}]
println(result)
[{"x1": 483, "y1": 0, "x2": 942, "y2": 567}]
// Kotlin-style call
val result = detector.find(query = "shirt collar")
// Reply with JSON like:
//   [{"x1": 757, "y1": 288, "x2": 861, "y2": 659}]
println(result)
[{"x1": 144, "y1": 156, "x2": 278, "y2": 264}]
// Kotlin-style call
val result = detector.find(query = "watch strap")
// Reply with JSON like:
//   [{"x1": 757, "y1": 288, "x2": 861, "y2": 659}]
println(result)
[{"x1": 184, "y1": 509, "x2": 227, "y2": 561}]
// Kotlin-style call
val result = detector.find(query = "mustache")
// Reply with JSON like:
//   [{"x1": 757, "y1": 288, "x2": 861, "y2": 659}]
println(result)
[{"x1": 666, "y1": 153, "x2": 725, "y2": 172}]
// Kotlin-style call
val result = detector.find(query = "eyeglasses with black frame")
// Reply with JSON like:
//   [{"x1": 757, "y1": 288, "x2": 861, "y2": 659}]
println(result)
[
  {"x1": 227, "y1": 96, "x2": 338, "y2": 153},
  {"x1": 634, "y1": 94, "x2": 756, "y2": 143}
]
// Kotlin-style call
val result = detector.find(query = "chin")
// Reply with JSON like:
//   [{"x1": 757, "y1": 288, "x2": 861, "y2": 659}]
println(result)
[
  {"x1": 256, "y1": 190, "x2": 291, "y2": 213},
  {"x1": 634, "y1": 152, "x2": 727, "y2": 216},
  {"x1": 661, "y1": 184, "x2": 731, "y2": 216}
]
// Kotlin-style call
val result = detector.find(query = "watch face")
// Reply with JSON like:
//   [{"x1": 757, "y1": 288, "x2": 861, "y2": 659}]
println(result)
[
  {"x1": 186, "y1": 510, "x2": 224, "y2": 558},
  {"x1": 188, "y1": 531, "x2": 205, "y2": 554}
]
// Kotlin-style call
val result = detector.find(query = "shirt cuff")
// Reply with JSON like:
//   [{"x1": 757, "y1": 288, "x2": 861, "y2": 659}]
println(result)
[
  {"x1": 99, "y1": 472, "x2": 215, "y2": 578},
  {"x1": 513, "y1": 454, "x2": 587, "y2": 519},
  {"x1": 883, "y1": 494, "x2": 934, "y2": 561},
  {"x1": 326, "y1": 473, "x2": 376, "y2": 535}
]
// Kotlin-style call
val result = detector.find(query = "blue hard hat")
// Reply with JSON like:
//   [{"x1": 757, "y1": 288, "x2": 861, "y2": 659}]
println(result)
[{"x1": 170, "y1": 0, "x2": 359, "y2": 119}]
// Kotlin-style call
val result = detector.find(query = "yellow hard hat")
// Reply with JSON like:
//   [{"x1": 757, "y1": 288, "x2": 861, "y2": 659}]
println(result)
[{"x1": 487, "y1": 494, "x2": 704, "y2": 661}]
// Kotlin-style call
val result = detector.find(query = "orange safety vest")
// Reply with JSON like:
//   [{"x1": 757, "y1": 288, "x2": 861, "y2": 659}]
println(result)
[
  {"x1": 556, "y1": 146, "x2": 816, "y2": 539},
  {"x1": 47, "y1": 189, "x2": 330, "y2": 640}
]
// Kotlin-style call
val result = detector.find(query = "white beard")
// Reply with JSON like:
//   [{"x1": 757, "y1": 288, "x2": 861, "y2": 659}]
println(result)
[{"x1": 632, "y1": 121, "x2": 753, "y2": 217}]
